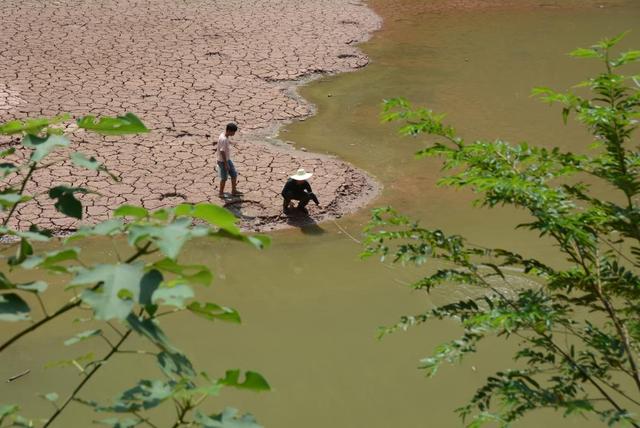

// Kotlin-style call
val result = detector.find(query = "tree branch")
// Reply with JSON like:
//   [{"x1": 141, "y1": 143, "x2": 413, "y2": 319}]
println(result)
[
  {"x1": 2, "y1": 162, "x2": 37, "y2": 227},
  {"x1": 593, "y1": 254, "x2": 640, "y2": 393},
  {"x1": 170, "y1": 399, "x2": 192, "y2": 428},
  {"x1": 43, "y1": 328, "x2": 133, "y2": 427},
  {"x1": 470, "y1": 266, "x2": 637, "y2": 424},
  {"x1": 0, "y1": 242, "x2": 153, "y2": 353}
]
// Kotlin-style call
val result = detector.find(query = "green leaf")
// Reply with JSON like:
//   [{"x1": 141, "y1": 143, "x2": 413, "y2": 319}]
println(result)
[
  {"x1": 128, "y1": 218, "x2": 192, "y2": 260},
  {"x1": 152, "y1": 284, "x2": 194, "y2": 308},
  {"x1": 139, "y1": 269, "x2": 163, "y2": 306},
  {"x1": 0, "y1": 193, "x2": 21, "y2": 205},
  {"x1": 0, "y1": 273, "x2": 14, "y2": 289},
  {"x1": 596, "y1": 31, "x2": 628, "y2": 49},
  {"x1": 0, "y1": 115, "x2": 69, "y2": 135},
  {"x1": 569, "y1": 48, "x2": 602, "y2": 59},
  {"x1": 113, "y1": 205, "x2": 148, "y2": 219},
  {"x1": 0, "y1": 404, "x2": 19, "y2": 426},
  {"x1": 612, "y1": 50, "x2": 640, "y2": 67},
  {"x1": 245, "y1": 235, "x2": 270, "y2": 250},
  {"x1": 194, "y1": 408, "x2": 262, "y2": 428},
  {"x1": 0, "y1": 226, "x2": 51, "y2": 242},
  {"x1": 44, "y1": 352, "x2": 95, "y2": 370},
  {"x1": 49, "y1": 186, "x2": 90, "y2": 219},
  {"x1": 17, "y1": 281, "x2": 48, "y2": 294},
  {"x1": 0, "y1": 293, "x2": 30, "y2": 321},
  {"x1": 12, "y1": 414, "x2": 34, "y2": 427},
  {"x1": 77, "y1": 113, "x2": 149, "y2": 135},
  {"x1": 219, "y1": 370, "x2": 270, "y2": 392},
  {"x1": 0, "y1": 192, "x2": 29, "y2": 209},
  {"x1": 157, "y1": 351, "x2": 196, "y2": 379},
  {"x1": 175, "y1": 203, "x2": 240, "y2": 235},
  {"x1": 187, "y1": 302, "x2": 241, "y2": 324},
  {"x1": 192, "y1": 372, "x2": 224, "y2": 397},
  {"x1": 23, "y1": 133, "x2": 70, "y2": 162},
  {"x1": 64, "y1": 329, "x2": 102, "y2": 346},
  {"x1": 88, "y1": 379, "x2": 176, "y2": 413},
  {"x1": 152, "y1": 258, "x2": 213, "y2": 287},
  {"x1": 21, "y1": 248, "x2": 80, "y2": 272},
  {"x1": 71, "y1": 152, "x2": 120, "y2": 181},
  {"x1": 0, "y1": 147, "x2": 16, "y2": 158},
  {"x1": 73, "y1": 263, "x2": 145, "y2": 320},
  {"x1": 0, "y1": 162, "x2": 17, "y2": 178},
  {"x1": 65, "y1": 219, "x2": 124, "y2": 243},
  {"x1": 0, "y1": 404, "x2": 19, "y2": 418},
  {"x1": 38, "y1": 392, "x2": 59, "y2": 402},
  {"x1": 70, "y1": 152, "x2": 98, "y2": 169},
  {"x1": 94, "y1": 417, "x2": 142, "y2": 428},
  {"x1": 126, "y1": 314, "x2": 178, "y2": 353},
  {"x1": 149, "y1": 208, "x2": 170, "y2": 221},
  {"x1": 8, "y1": 238, "x2": 33, "y2": 266}
]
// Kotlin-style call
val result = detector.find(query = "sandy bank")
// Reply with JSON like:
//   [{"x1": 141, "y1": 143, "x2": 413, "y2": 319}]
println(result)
[{"x1": 0, "y1": 0, "x2": 382, "y2": 233}]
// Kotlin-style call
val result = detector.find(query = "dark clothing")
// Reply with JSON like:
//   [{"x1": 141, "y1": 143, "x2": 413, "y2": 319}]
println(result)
[
  {"x1": 281, "y1": 178, "x2": 312, "y2": 197},
  {"x1": 281, "y1": 179, "x2": 319, "y2": 209}
]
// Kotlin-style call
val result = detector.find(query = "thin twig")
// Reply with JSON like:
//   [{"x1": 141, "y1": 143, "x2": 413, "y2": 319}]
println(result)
[
  {"x1": 2, "y1": 163, "x2": 36, "y2": 227},
  {"x1": 593, "y1": 251, "x2": 640, "y2": 394},
  {"x1": 6, "y1": 369, "x2": 30, "y2": 383},
  {"x1": 471, "y1": 263, "x2": 638, "y2": 426},
  {"x1": 43, "y1": 329, "x2": 133, "y2": 428},
  {"x1": 111, "y1": 238, "x2": 122, "y2": 263},
  {"x1": 36, "y1": 294, "x2": 49, "y2": 317},
  {"x1": 331, "y1": 220, "x2": 361, "y2": 244},
  {"x1": 98, "y1": 333, "x2": 115, "y2": 349},
  {"x1": 170, "y1": 399, "x2": 192, "y2": 428},
  {"x1": 154, "y1": 309, "x2": 180, "y2": 318},
  {"x1": 116, "y1": 350, "x2": 156, "y2": 356},
  {"x1": 601, "y1": 237, "x2": 636, "y2": 266},
  {"x1": 133, "y1": 411, "x2": 159, "y2": 428},
  {"x1": 0, "y1": 242, "x2": 153, "y2": 353},
  {"x1": 0, "y1": 296, "x2": 81, "y2": 353},
  {"x1": 106, "y1": 321, "x2": 124, "y2": 338}
]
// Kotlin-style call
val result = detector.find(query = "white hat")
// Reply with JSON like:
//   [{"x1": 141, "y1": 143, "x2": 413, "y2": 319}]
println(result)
[{"x1": 290, "y1": 168, "x2": 313, "y2": 180}]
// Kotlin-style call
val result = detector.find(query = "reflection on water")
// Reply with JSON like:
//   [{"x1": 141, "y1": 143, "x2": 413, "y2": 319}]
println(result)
[{"x1": 2, "y1": 1, "x2": 640, "y2": 427}]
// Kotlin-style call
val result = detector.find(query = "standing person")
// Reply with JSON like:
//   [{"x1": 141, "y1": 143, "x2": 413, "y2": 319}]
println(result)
[
  {"x1": 281, "y1": 168, "x2": 319, "y2": 215},
  {"x1": 217, "y1": 122, "x2": 240, "y2": 198}
]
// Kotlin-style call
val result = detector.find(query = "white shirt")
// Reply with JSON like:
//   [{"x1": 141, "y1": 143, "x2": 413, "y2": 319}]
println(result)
[{"x1": 217, "y1": 132, "x2": 231, "y2": 162}]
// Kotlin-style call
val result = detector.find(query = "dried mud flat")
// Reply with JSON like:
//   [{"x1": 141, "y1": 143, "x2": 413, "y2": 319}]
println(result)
[{"x1": 0, "y1": 0, "x2": 382, "y2": 233}]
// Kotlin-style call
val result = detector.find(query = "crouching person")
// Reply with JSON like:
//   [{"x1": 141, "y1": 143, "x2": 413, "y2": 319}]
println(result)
[{"x1": 281, "y1": 168, "x2": 319, "y2": 214}]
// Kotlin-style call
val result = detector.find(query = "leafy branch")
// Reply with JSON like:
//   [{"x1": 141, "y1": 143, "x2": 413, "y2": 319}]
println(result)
[
  {"x1": 0, "y1": 113, "x2": 270, "y2": 427},
  {"x1": 365, "y1": 33, "x2": 640, "y2": 427}
]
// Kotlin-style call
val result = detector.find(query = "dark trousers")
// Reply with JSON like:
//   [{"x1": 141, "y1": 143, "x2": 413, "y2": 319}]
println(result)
[{"x1": 282, "y1": 190, "x2": 319, "y2": 209}]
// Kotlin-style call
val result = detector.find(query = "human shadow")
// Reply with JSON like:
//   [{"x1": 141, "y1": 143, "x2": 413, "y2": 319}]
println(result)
[
  {"x1": 284, "y1": 209, "x2": 326, "y2": 235},
  {"x1": 221, "y1": 197, "x2": 261, "y2": 221}
]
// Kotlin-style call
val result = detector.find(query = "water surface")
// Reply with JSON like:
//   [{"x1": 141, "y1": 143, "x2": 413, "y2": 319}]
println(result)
[{"x1": 2, "y1": 1, "x2": 640, "y2": 427}]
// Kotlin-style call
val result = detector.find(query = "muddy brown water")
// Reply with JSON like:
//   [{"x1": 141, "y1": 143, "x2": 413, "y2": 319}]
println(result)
[{"x1": 2, "y1": 1, "x2": 640, "y2": 427}]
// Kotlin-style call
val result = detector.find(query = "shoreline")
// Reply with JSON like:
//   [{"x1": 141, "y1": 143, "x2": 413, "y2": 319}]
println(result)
[
  {"x1": 0, "y1": 0, "x2": 383, "y2": 235},
  {"x1": 233, "y1": 67, "x2": 383, "y2": 232}
]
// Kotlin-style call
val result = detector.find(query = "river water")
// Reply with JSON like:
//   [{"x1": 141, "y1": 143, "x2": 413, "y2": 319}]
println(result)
[{"x1": 2, "y1": 1, "x2": 640, "y2": 427}]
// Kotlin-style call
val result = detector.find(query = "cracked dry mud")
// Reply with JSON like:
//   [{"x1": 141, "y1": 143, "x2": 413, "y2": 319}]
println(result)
[{"x1": 0, "y1": 0, "x2": 382, "y2": 232}]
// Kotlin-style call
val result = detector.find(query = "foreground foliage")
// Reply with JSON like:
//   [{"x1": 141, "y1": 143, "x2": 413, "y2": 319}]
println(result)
[
  {"x1": 364, "y1": 34, "x2": 640, "y2": 426},
  {"x1": 0, "y1": 114, "x2": 270, "y2": 427}
]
